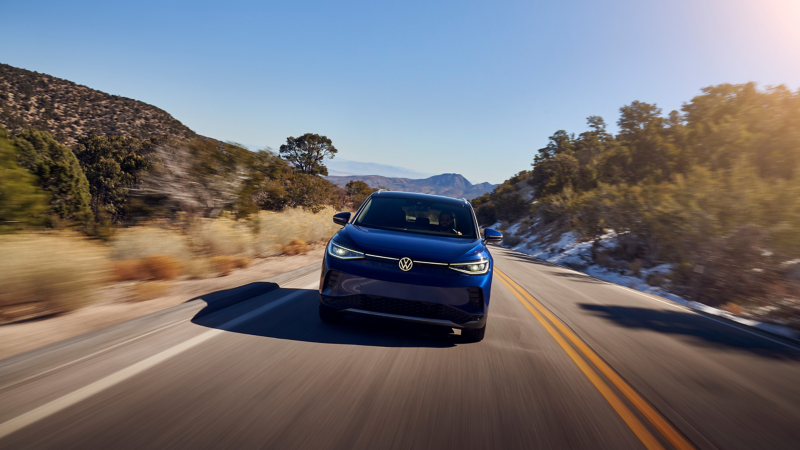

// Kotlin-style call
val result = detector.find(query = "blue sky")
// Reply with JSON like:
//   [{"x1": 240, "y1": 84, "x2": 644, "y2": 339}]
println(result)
[{"x1": 2, "y1": 0, "x2": 799, "y2": 184}]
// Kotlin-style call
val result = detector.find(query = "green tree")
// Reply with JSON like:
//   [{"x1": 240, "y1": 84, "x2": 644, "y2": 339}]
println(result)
[
  {"x1": 344, "y1": 180, "x2": 376, "y2": 209},
  {"x1": 279, "y1": 133, "x2": 337, "y2": 176},
  {"x1": 73, "y1": 135, "x2": 151, "y2": 223},
  {"x1": 13, "y1": 129, "x2": 92, "y2": 223},
  {"x1": 0, "y1": 128, "x2": 48, "y2": 232}
]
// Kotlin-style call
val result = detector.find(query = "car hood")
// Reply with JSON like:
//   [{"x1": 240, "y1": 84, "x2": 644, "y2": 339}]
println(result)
[{"x1": 339, "y1": 224, "x2": 484, "y2": 259}]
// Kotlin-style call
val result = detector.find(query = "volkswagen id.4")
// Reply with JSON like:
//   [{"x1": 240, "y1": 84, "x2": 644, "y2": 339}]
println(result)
[{"x1": 318, "y1": 191, "x2": 502, "y2": 342}]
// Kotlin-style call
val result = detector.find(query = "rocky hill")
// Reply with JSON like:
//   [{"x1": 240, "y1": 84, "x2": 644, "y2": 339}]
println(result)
[
  {"x1": 0, "y1": 63, "x2": 197, "y2": 146},
  {"x1": 324, "y1": 173, "x2": 496, "y2": 200}
]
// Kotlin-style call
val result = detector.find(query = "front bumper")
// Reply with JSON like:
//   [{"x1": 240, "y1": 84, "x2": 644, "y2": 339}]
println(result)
[{"x1": 319, "y1": 253, "x2": 492, "y2": 329}]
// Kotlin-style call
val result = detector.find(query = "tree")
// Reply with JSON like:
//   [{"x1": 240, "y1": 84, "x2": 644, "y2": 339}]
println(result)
[
  {"x1": 344, "y1": 180, "x2": 376, "y2": 209},
  {"x1": 73, "y1": 135, "x2": 151, "y2": 223},
  {"x1": 0, "y1": 127, "x2": 48, "y2": 232},
  {"x1": 279, "y1": 133, "x2": 337, "y2": 176},
  {"x1": 13, "y1": 129, "x2": 92, "y2": 223},
  {"x1": 533, "y1": 130, "x2": 573, "y2": 165}
]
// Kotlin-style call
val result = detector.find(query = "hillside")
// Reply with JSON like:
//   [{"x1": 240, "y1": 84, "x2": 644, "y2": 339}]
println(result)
[
  {"x1": 324, "y1": 173, "x2": 496, "y2": 200},
  {"x1": 474, "y1": 83, "x2": 800, "y2": 331},
  {"x1": 0, "y1": 63, "x2": 197, "y2": 146}
]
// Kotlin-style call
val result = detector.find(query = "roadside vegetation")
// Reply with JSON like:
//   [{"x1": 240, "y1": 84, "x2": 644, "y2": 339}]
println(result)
[
  {"x1": 0, "y1": 123, "x2": 374, "y2": 324},
  {"x1": 474, "y1": 83, "x2": 800, "y2": 329}
]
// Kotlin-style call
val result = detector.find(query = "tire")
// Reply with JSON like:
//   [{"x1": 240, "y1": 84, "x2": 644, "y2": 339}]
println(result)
[
  {"x1": 319, "y1": 303, "x2": 345, "y2": 324},
  {"x1": 462, "y1": 323, "x2": 486, "y2": 342}
]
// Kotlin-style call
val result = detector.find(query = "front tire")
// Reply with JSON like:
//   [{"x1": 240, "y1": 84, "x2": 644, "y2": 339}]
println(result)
[
  {"x1": 319, "y1": 303, "x2": 345, "y2": 324},
  {"x1": 462, "y1": 323, "x2": 486, "y2": 342}
]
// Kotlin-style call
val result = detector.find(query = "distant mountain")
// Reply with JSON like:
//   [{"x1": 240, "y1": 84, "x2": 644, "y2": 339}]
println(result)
[
  {"x1": 324, "y1": 173, "x2": 497, "y2": 200},
  {"x1": 324, "y1": 158, "x2": 434, "y2": 179},
  {"x1": 0, "y1": 63, "x2": 197, "y2": 146}
]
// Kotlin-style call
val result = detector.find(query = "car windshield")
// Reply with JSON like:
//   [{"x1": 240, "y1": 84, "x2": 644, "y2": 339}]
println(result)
[{"x1": 353, "y1": 197, "x2": 477, "y2": 239}]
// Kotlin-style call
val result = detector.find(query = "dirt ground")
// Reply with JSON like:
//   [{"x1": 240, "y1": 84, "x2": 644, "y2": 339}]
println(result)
[{"x1": 0, "y1": 245, "x2": 324, "y2": 360}]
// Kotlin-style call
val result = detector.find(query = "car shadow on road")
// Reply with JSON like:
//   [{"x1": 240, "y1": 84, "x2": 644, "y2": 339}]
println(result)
[
  {"x1": 192, "y1": 286, "x2": 459, "y2": 348},
  {"x1": 579, "y1": 303, "x2": 800, "y2": 360}
]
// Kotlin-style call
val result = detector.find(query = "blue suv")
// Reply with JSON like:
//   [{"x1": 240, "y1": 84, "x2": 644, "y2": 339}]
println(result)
[{"x1": 318, "y1": 191, "x2": 503, "y2": 342}]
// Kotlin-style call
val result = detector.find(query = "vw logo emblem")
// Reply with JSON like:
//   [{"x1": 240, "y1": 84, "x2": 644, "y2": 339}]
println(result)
[{"x1": 398, "y1": 257, "x2": 413, "y2": 272}]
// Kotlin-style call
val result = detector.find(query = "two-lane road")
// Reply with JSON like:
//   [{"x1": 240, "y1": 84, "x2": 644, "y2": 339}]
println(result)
[{"x1": 1, "y1": 247, "x2": 799, "y2": 449}]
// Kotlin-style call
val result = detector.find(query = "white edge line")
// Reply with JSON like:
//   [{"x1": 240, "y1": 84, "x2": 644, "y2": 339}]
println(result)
[
  {"x1": 0, "y1": 320, "x2": 185, "y2": 392},
  {"x1": 0, "y1": 283, "x2": 317, "y2": 440},
  {"x1": 501, "y1": 248, "x2": 800, "y2": 352}
]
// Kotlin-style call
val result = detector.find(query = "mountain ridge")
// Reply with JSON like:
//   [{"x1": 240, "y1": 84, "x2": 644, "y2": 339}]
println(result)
[{"x1": 324, "y1": 173, "x2": 496, "y2": 200}]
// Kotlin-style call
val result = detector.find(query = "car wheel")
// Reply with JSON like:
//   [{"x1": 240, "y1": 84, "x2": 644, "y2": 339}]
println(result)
[
  {"x1": 462, "y1": 323, "x2": 486, "y2": 342},
  {"x1": 319, "y1": 304, "x2": 345, "y2": 324}
]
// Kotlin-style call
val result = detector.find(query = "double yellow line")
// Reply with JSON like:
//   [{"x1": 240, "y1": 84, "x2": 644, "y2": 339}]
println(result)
[{"x1": 494, "y1": 269, "x2": 694, "y2": 450}]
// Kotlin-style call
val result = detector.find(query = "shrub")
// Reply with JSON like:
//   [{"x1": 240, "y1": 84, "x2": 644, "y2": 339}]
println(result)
[
  {"x1": 209, "y1": 255, "x2": 236, "y2": 276},
  {"x1": 282, "y1": 238, "x2": 310, "y2": 255},
  {"x1": 141, "y1": 255, "x2": 183, "y2": 280},
  {"x1": 628, "y1": 258, "x2": 642, "y2": 277},
  {"x1": 0, "y1": 233, "x2": 109, "y2": 322},
  {"x1": 503, "y1": 235, "x2": 523, "y2": 247},
  {"x1": 111, "y1": 259, "x2": 148, "y2": 281}
]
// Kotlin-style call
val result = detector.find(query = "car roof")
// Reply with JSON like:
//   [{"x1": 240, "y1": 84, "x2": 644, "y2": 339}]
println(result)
[{"x1": 371, "y1": 190, "x2": 469, "y2": 207}]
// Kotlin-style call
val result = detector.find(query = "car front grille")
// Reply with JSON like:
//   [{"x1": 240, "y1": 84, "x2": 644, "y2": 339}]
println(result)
[{"x1": 324, "y1": 295, "x2": 481, "y2": 324}]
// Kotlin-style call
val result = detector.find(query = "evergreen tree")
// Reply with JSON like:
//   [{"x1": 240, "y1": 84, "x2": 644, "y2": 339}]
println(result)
[
  {"x1": 0, "y1": 127, "x2": 48, "y2": 232},
  {"x1": 73, "y1": 134, "x2": 151, "y2": 223},
  {"x1": 13, "y1": 129, "x2": 92, "y2": 223}
]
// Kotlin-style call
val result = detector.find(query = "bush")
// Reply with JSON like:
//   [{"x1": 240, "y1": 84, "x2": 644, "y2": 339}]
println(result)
[
  {"x1": 0, "y1": 233, "x2": 109, "y2": 322},
  {"x1": 142, "y1": 255, "x2": 183, "y2": 280},
  {"x1": 111, "y1": 255, "x2": 183, "y2": 281},
  {"x1": 209, "y1": 255, "x2": 236, "y2": 276},
  {"x1": 503, "y1": 235, "x2": 523, "y2": 247},
  {"x1": 111, "y1": 259, "x2": 148, "y2": 281},
  {"x1": 282, "y1": 238, "x2": 310, "y2": 255}
]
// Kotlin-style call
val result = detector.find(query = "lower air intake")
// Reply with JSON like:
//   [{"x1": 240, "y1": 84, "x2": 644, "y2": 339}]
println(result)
[{"x1": 325, "y1": 295, "x2": 481, "y2": 324}]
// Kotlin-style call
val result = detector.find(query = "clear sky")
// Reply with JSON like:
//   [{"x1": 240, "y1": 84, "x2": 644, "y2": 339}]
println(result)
[{"x1": 2, "y1": 0, "x2": 799, "y2": 184}]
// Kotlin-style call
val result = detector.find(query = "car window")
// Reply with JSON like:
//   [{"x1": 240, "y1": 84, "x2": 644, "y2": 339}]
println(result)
[{"x1": 354, "y1": 197, "x2": 477, "y2": 239}]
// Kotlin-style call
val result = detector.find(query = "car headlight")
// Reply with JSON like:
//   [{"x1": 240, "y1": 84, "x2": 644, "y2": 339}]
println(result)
[
  {"x1": 449, "y1": 260, "x2": 489, "y2": 275},
  {"x1": 327, "y1": 240, "x2": 364, "y2": 260}
]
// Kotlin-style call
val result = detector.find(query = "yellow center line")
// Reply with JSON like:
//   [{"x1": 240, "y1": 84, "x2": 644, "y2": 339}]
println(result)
[
  {"x1": 495, "y1": 269, "x2": 695, "y2": 450},
  {"x1": 494, "y1": 275, "x2": 664, "y2": 450}
]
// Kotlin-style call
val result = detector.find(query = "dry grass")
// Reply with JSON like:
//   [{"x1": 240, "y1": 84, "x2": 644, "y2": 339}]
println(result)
[
  {"x1": 0, "y1": 209, "x2": 333, "y2": 323},
  {"x1": 253, "y1": 208, "x2": 339, "y2": 256},
  {"x1": 189, "y1": 216, "x2": 255, "y2": 257},
  {"x1": 209, "y1": 256, "x2": 236, "y2": 276},
  {"x1": 282, "y1": 238, "x2": 310, "y2": 256},
  {"x1": 0, "y1": 233, "x2": 110, "y2": 323},
  {"x1": 111, "y1": 259, "x2": 144, "y2": 281},
  {"x1": 110, "y1": 226, "x2": 191, "y2": 263},
  {"x1": 111, "y1": 255, "x2": 183, "y2": 281},
  {"x1": 142, "y1": 255, "x2": 183, "y2": 280},
  {"x1": 129, "y1": 281, "x2": 172, "y2": 302}
]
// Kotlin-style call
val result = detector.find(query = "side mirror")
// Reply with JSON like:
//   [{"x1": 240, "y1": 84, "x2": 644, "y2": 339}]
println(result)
[
  {"x1": 483, "y1": 228, "x2": 503, "y2": 244},
  {"x1": 333, "y1": 212, "x2": 351, "y2": 227}
]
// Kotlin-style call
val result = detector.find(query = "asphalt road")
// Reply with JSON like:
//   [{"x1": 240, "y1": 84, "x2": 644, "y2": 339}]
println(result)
[{"x1": 1, "y1": 247, "x2": 799, "y2": 450}]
